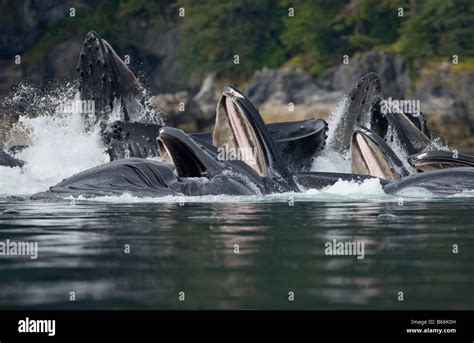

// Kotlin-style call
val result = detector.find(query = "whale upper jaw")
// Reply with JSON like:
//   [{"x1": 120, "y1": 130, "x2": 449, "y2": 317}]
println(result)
[
  {"x1": 330, "y1": 72, "x2": 383, "y2": 154},
  {"x1": 77, "y1": 30, "x2": 144, "y2": 127}
]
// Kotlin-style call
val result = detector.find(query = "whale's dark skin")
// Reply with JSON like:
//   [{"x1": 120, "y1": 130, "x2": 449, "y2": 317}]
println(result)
[
  {"x1": 330, "y1": 72, "x2": 382, "y2": 154},
  {"x1": 11, "y1": 31, "x2": 474, "y2": 197},
  {"x1": 33, "y1": 83, "x2": 474, "y2": 199},
  {"x1": 31, "y1": 158, "x2": 260, "y2": 199},
  {"x1": 32, "y1": 125, "x2": 299, "y2": 199},
  {"x1": 101, "y1": 121, "x2": 163, "y2": 161},
  {"x1": 77, "y1": 30, "x2": 149, "y2": 127},
  {"x1": 409, "y1": 150, "x2": 474, "y2": 172},
  {"x1": 383, "y1": 167, "x2": 474, "y2": 195},
  {"x1": 75, "y1": 30, "x2": 327, "y2": 171},
  {"x1": 102, "y1": 118, "x2": 328, "y2": 172},
  {"x1": 0, "y1": 150, "x2": 24, "y2": 168}
]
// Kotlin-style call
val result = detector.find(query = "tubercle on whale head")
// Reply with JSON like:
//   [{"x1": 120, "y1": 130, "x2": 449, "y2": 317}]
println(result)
[
  {"x1": 77, "y1": 31, "x2": 145, "y2": 127},
  {"x1": 330, "y1": 72, "x2": 383, "y2": 154}
]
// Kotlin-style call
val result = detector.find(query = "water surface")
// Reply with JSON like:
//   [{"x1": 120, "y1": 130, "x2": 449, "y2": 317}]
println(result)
[{"x1": 0, "y1": 196, "x2": 472, "y2": 310}]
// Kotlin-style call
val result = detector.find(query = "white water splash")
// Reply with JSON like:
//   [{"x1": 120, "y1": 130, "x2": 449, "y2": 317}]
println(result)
[
  {"x1": 56, "y1": 177, "x2": 445, "y2": 204},
  {"x1": 325, "y1": 96, "x2": 348, "y2": 149},
  {"x1": 310, "y1": 150, "x2": 350, "y2": 173},
  {"x1": 0, "y1": 115, "x2": 105, "y2": 195},
  {"x1": 0, "y1": 80, "x2": 168, "y2": 196},
  {"x1": 62, "y1": 178, "x2": 387, "y2": 203},
  {"x1": 0, "y1": 85, "x2": 106, "y2": 195},
  {"x1": 384, "y1": 126, "x2": 416, "y2": 174},
  {"x1": 311, "y1": 96, "x2": 351, "y2": 173}
]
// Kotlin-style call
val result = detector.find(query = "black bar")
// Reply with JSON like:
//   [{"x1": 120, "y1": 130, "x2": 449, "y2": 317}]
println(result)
[{"x1": 0, "y1": 310, "x2": 471, "y2": 342}]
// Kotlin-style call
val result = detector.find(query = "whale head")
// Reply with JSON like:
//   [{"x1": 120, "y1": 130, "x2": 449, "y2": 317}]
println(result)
[
  {"x1": 211, "y1": 85, "x2": 299, "y2": 191},
  {"x1": 77, "y1": 31, "x2": 144, "y2": 127},
  {"x1": 351, "y1": 125, "x2": 409, "y2": 181}
]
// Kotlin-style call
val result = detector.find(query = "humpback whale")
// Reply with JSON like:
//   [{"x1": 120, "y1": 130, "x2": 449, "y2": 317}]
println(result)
[
  {"x1": 351, "y1": 125, "x2": 409, "y2": 181},
  {"x1": 32, "y1": 86, "x2": 304, "y2": 199},
  {"x1": 329, "y1": 72, "x2": 383, "y2": 154},
  {"x1": 383, "y1": 167, "x2": 474, "y2": 195},
  {"x1": 77, "y1": 31, "x2": 328, "y2": 170},
  {"x1": 325, "y1": 71, "x2": 474, "y2": 181},
  {"x1": 1, "y1": 31, "x2": 328, "y2": 170},
  {"x1": 77, "y1": 30, "x2": 149, "y2": 126},
  {"x1": 102, "y1": 118, "x2": 327, "y2": 172},
  {"x1": 3, "y1": 30, "x2": 474, "y2": 197},
  {"x1": 32, "y1": 80, "x2": 474, "y2": 199}
]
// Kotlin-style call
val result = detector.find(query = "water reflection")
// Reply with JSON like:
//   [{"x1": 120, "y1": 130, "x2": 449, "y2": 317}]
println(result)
[{"x1": 0, "y1": 199, "x2": 473, "y2": 309}]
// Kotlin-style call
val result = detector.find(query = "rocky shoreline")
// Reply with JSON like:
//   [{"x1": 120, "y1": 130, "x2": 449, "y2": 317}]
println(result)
[
  {"x1": 2, "y1": 50, "x2": 474, "y2": 151},
  {"x1": 0, "y1": 0, "x2": 473, "y2": 150},
  {"x1": 157, "y1": 51, "x2": 474, "y2": 150}
]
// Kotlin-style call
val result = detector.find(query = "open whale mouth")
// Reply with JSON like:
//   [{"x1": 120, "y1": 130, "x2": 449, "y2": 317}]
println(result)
[
  {"x1": 351, "y1": 126, "x2": 409, "y2": 181},
  {"x1": 157, "y1": 127, "x2": 221, "y2": 178},
  {"x1": 213, "y1": 87, "x2": 268, "y2": 176},
  {"x1": 211, "y1": 85, "x2": 298, "y2": 190},
  {"x1": 409, "y1": 150, "x2": 474, "y2": 172}
]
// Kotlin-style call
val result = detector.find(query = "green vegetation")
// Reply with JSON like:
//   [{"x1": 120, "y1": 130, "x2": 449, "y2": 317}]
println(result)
[
  {"x1": 176, "y1": 0, "x2": 287, "y2": 77},
  {"x1": 4, "y1": 0, "x2": 473, "y2": 78},
  {"x1": 178, "y1": 0, "x2": 474, "y2": 79},
  {"x1": 24, "y1": 0, "x2": 174, "y2": 62},
  {"x1": 399, "y1": 0, "x2": 474, "y2": 59}
]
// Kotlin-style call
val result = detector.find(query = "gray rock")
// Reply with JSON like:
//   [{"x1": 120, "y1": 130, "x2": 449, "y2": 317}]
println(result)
[
  {"x1": 193, "y1": 73, "x2": 221, "y2": 116},
  {"x1": 0, "y1": 0, "x2": 89, "y2": 58},
  {"x1": 0, "y1": 61, "x2": 24, "y2": 93},
  {"x1": 415, "y1": 62, "x2": 474, "y2": 134},
  {"x1": 45, "y1": 37, "x2": 83, "y2": 79},
  {"x1": 244, "y1": 66, "x2": 344, "y2": 122},
  {"x1": 321, "y1": 51, "x2": 410, "y2": 98},
  {"x1": 246, "y1": 66, "x2": 322, "y2": 106},
  {"x1": 153, "y1": 91, "x2": 208, "y2": 132},
  {"x1": 142, "y1": 27, "x2": 192, "y2": 92}
]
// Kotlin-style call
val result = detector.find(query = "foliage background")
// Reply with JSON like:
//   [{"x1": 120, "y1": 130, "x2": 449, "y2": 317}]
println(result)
[{"x1": 1, "y1": 0, "x2": 472, "y2": 89}]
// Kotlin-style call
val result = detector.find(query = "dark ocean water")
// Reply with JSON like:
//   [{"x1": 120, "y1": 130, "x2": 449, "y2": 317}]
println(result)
[{"x1": 0, "y1": 197, "x2": 472, "y2": 310}]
